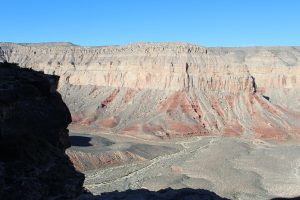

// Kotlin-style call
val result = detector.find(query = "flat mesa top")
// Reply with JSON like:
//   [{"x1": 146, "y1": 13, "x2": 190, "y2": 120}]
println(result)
[
  {"x1": 1, "y1": 42, "x2": 300, "y2": 68},
  {"x1": 1, "y1": 41, "x2": 300, "y2": 49}
]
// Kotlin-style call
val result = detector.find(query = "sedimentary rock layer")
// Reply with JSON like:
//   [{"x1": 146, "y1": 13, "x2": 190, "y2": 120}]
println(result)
[{"x1": 1, "y1": 43, "x2": 300, "y2": 141}]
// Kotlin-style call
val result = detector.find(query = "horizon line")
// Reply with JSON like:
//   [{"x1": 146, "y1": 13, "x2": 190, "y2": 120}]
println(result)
[{"x1": 1, "y1": 41, "x2": 300, "y2": 48}]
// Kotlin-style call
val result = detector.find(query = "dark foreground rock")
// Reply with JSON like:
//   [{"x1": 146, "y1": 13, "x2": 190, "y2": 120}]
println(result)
[
  {"x1": 0, "y1": 62, "x2": 84, "y2": 199},
  {"x1": 77, "y1": 188, "x2": 229, "y2": 200}
]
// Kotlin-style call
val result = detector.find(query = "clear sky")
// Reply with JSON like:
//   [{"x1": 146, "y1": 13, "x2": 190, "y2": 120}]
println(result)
[{"x1": 1, "y1": 0, "x2": 300, "y2": 47}]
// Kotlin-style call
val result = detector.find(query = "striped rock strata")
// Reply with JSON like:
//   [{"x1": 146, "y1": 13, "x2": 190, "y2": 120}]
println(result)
[{"x1": 1, "y1": 42, "x2": 300, "y2": 141}]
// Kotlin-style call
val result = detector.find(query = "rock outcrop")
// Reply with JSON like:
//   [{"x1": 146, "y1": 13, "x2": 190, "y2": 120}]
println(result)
[
  {"x1": 1, "y1": 43, "x2": 300, "y2": 141},
  {"x1": 0, "y1": 62, "x2": 84, "y2": 199}
]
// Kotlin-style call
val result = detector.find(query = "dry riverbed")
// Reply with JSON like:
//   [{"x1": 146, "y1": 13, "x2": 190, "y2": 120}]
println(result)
[{"x1": 68, "y1": 131, "x2": 300, "y2": 200}]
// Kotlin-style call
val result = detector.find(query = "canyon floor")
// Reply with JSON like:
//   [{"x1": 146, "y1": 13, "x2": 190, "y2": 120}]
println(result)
[{"x1": 68, "y1": 128, "x2": 300, "y2": 200}]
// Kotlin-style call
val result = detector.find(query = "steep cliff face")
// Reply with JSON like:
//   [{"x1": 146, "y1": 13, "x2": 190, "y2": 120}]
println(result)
[
  {"x1": 0, "y1": 62, "x2": 84, "y2": 199},
  {"x1": 1, "y1": 43, "x2": 300, "y2": 141}
]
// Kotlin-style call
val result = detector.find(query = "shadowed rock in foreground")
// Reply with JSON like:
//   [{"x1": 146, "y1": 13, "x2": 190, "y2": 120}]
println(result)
[
  {"x1": 78, "y1": 188, "x2": 229, "y2": 200},
  {"x1": 0, "y1": 62, "x2": 84, "y2": 199}
]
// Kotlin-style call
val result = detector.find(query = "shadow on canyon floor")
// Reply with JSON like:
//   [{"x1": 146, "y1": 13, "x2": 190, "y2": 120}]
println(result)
[
  {"x1": 70, "y1": 135, "x2": 92, "y2": 147},
  {"x1": 271, "y1": 197, "x2": 300, "y2": 200},
  {"x1": 80, "y1": 188, "x2": 230, "y2": 200},
  {"x1": 80, "y1": 188, "x2": 300, "y2": 200}
]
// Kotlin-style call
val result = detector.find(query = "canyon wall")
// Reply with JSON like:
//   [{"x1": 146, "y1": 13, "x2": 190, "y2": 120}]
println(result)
[{"x1": 1, "y1": 43, "x2": 300, "y2": 141}]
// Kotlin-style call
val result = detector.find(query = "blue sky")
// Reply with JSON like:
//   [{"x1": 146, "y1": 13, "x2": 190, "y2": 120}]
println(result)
[{"x1": 1, "y1": 0, "x2": 300, "y2": 47}]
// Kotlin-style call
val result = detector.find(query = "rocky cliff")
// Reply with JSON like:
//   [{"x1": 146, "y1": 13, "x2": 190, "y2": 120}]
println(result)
[
  {"x1": 0, "y1": 62, "x2": 84, "y2": 199},
  {"x1": 1, "y1": 43, "x2": 300, "y2": 141}
]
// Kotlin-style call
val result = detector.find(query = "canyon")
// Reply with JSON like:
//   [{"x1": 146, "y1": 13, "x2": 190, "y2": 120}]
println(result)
[
  {"x1": 1, "y1": 42, "x2": 300, "y2": 141},
  {"x1": 1, "y1": 42, "x2": 300, "y2": 199}
]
